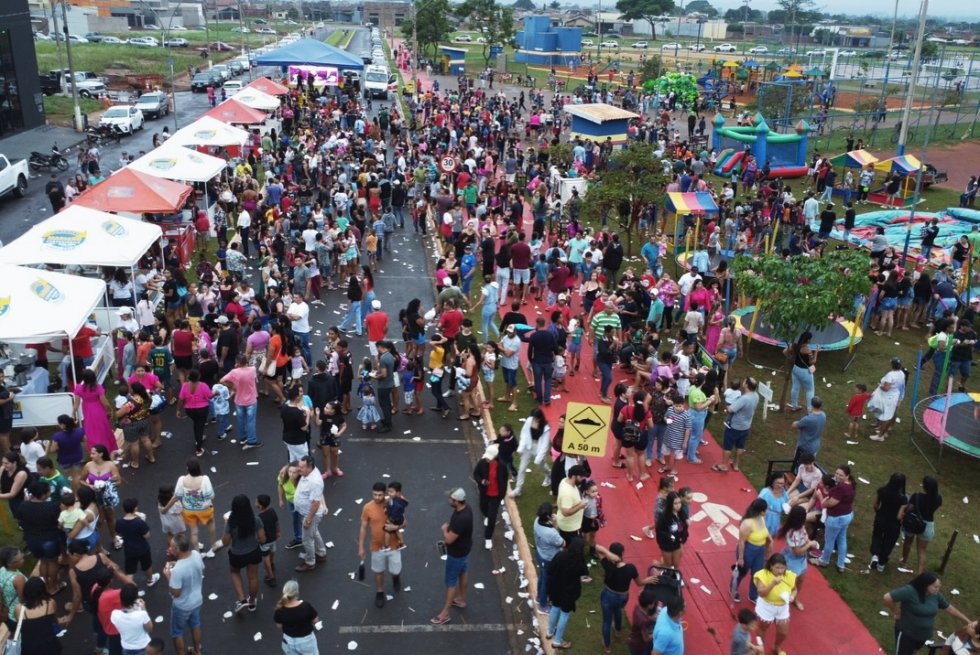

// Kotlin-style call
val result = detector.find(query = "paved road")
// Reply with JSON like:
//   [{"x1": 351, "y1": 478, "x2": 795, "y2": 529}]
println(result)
[{"x1": 12, "y1": 26, "x2": 526, "y2": 655}]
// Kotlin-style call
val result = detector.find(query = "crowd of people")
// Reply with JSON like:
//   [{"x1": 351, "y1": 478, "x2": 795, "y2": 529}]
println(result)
[{"x1": 2, "y1": 30, "x2": 979, "y2": 655}]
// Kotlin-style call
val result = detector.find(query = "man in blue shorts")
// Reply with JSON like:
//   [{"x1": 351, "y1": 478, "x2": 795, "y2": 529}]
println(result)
[
  {"x1": 430, "y1": 488, "x2": 473, "y2": 625},
  {"x1": 165, "y1": 533, "x2": 204, "y2": 655},
  {"x1": 712, "y1": 378, "x2": 760, "y2": 474}
]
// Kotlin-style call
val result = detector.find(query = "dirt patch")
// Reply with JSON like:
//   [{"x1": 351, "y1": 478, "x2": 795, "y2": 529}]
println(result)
[
  {"x1": 893, "y1": 140, "x2": 980, "y2": 192},
  {"x1": 832, "y1": 91, "x2": 923, "y2": 111}
]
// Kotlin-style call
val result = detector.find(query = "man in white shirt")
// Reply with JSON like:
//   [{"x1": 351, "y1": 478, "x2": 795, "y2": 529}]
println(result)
[
  {"x1": 675, "y1": 267, "x2": 702, "y2": 321},
  {"x1": 236, "y1": 209, "x2": 252, "y2": 256},
  {"x1": 803, "y1": 192, "x2": 820, "y2": 225},
  {"x1": 293, "y1": 455, "x2": 327, "y2": 571},
  {"x1": 287, "y1": 293, "x2": 312, "y2": 367}
]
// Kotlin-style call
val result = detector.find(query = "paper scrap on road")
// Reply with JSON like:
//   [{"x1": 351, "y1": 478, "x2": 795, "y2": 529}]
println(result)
[
  {"x1": 774, "y1": 440, "x2": 785, "y2": 446},
  {"x1": 155, "y1": 615, "x2": 164, "y2": 623},
  {"x1": 951, "y1": 589, "x2": 960, "y2": 595},
  {"x1": 963, "y1": 497, "x2": 969, "y2": 504},
  {"x1": 636, "y1": 482, "x2": 644, "y2": 490},
  {"x1": 897, "y1": 567, "x2": 914, "y2": 573},
  {"x1": 246, "y1": 462, "x2": 259, "y2": 466},
  {"x1": 332, "y1": 600, "x2": 339, "y2": 610},
  {"x1": 404, "y1": 430, "x2": 411, "y2": 434},
  {"x1": 222, "y1": 611, "x2": 233, "y2": 619},
  {"x1": 403, "y1": 586, "x2": 411, "y2": 592},
  {"x1": 382, "y1": 473, "x2": 391, "y2": 478},
  {"x1": 412, "y1": 436, "x2": 421, "y2": 441},
  {"x1": 858, "y1": 477, "x2": 871, "y2": 484},
  {"x1": 354, "y1": 498, "x2": 363, "y2": 505},
  {"x1": 600, "y1": 481, "x2": 617, "y2": 488},
  {"x1": 880, "y1": 611, "x2": 890, "y2": 617},
  {"x1": 846, "y1": 440, "x2": 860, "y2": 445},
  {"x1": 700, "y1": 585, "x2": 712, "y2": 595},
  {"x1": 210, "y1": 467, "x2": 217, "y2": 473},
  {"x1": 333, "y1": 508, "x2": 343, "y2": 516},
  {"x1": 974, "y1": 534, "x2": 979, "y2": 544},
  {"x1": 347, "y1": 641, "x2": 358, "y2": 651},
  {"x1": 629, "y1": 535, "x2": 643, "y2": 541},
  {"x1": 690, "y1": 578, "x2": 701, "y2": 585},
  {"x1": 847, "y1": 460, "x2": 855, "y2": 466},
  {"x1": 474, "y1": 583, "x2": 485, "y2": 589},
  {"x1": 208, "y1": 593, "x2": 218, "y2": 601},
  {"x1": 325, "y1": 541, "x2": 335, "y2": 549},
  {"x1": 253, "y1": 633, "x2": 262, "y2": 642},
  {"x1": 505, "y1": 596, "x2": 513, "y2": 604}
]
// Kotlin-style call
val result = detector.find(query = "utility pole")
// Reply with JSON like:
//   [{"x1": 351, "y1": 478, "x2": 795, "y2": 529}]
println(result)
[
  {"x1": 412, "y1": 0, "x2": 418, "y2": 86},
  {"x1": 202, "y1": 0, "x2": 213, "y2": 68},
  {"x1": 48, "y1": 0, "x2": 66, "y2": 82},
  {"x1": 58, "y1": 0, "x2": 83, "y2": 131},
  {"x1": 897, "y1": 0, "x2": 928, "y2": 155}
]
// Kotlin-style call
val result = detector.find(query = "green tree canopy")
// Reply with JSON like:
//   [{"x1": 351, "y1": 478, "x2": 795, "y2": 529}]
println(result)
[
  {"x1": 723, "y1": 6, "x2": 762, "y2": 22},
  {"x1": 733, "y1": 249, "x2": 871, "y2": 345},
  {"x1": 456, "y1": 0, "x2": 515, "y2": 67},
  {"x1": 513, "y1": 0, "x2": 535, "y2": 10},
  {"x1": 615, "y1": 0, "x2": 676, "y2": 41},
  {"x1": 400, "y1": 0, "x2": 452, "y2": 57},
  {"x1": 685, "y1": 0, "x2": 718, "y2": 17},
  {"x1": 578, "y1": 143, "x2": 670, "y2": 255}
]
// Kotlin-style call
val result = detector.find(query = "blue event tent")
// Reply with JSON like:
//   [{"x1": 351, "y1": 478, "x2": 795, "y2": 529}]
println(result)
[{"x1": 254, "y1": 38, "x2": 364, "y2": 70}]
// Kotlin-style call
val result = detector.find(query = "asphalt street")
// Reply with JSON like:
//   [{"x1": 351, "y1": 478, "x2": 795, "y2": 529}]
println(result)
[{"x1": 6, "y1": 27, "x2": 527, "y2": 655}]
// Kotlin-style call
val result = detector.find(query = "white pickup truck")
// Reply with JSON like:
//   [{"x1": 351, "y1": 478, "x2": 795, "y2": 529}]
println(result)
[{"x1": 0, "y1": 154, "x2": 30, "y2": 200}]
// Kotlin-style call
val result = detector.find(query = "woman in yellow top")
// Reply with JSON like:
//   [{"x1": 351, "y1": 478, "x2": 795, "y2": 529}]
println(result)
[
  {"x1": 752, "y1": 553, "x2": 798, "y2": 655},
  {"x1": 427, "y1": 333, "x2": 451, "y2": 418},
  {"x1": 731, "y1": 499, "x2": 772, "y2": 603}
]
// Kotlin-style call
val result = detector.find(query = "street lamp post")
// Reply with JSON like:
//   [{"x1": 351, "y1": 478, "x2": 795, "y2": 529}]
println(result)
[
  {"x1": 896, "y1": 0, "x2": 928, "y2": 155},
  {"x1": 695, "y1": 15, "x2": 707, "y2": 52},
  {"x1": 412, "y1": 0, "x2": 418, "y2": 85},
  {"x1": 202, "y1": 0, "x2": 213, "y2": 69}
]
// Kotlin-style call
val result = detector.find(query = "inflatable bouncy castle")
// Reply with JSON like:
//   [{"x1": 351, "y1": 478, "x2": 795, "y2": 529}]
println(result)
[{"x1": 711, "y1": 113, "x2": 809, "y2": 179}]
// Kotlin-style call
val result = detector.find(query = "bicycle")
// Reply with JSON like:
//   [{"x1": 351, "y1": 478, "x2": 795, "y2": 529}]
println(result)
[{"x1": 890, "y1": 124, "x2": 915, "y2": 144}]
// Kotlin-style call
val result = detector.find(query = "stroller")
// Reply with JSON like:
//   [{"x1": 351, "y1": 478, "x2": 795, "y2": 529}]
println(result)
[{"x1": 644, "y1": 564, "x2": 684, "y2": 611}]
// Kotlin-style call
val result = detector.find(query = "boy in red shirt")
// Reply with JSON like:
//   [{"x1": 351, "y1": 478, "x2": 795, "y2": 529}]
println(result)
[{"x1": 845, "y1": 383, "x2": 871, "y2": 441}]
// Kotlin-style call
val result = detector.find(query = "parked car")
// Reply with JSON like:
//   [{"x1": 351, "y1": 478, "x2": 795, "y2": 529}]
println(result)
[
  {"x1": 714, "y1": 43, "x2": 737, "y2": 52},
  {"x1": 257, "y1": 27, "x2": 277, "y2": 34},
  {"x1": 805, "y1": 49, "x2": 826, "y2": 56},
  {"x1": 601, "y1": 41, "x2": 620, "y2": 48},
  {"x1": 688, "y1": 43, "x2": 705, "y2": 52},
  {"x1": 582, "y1": 39, "x2": 594, "y2": 46},
  {"x1": 101, "y1": 36, "x2": 126, "y2": 44},
  {"x1": 748, "y1": 45, "x2": 769, "y2": 54},
  {"x1": 223, "y1": 80, "x2": 244, "y2": 95},
  {"x1": 863, "y1": 49, "x2": 886, "y2": 58},
  {"x1": 0, "y1": 154, "x2": 29, "y2": 200},
  {"x1": 190, "y1": 72, "x2": 220, "y2": 92},
  {"x1": 206, "y1": 41, "x2": 235, "y2": 52},
  {"x1": 254, "y1": 18, "x2": 268, "y2": 24},
  {"x1": 661, "y1": 42, "x2": 682, "y2": 51},
  {"x1": 231, "y1": 26, "x2": 251, "y2": 33},
  {"x1": 34, "y1": 32, "x2": 53, "y2": 41},
  {"x1": 135, "y1": 91, "x2": 169, "y2": 119},
  {"x1": 67, "y1": 35, "x2": 89, "y2": 44},
  {"x1": 454, "y1": 34, "x2": 473, "y2": 42},
  {"x1": 211, "y1": 64, "x2": 231, "y2": 81},
  {"x1": 632, "y1": 41, "x2": 649, "y2": 49},
  {"x1": 100, "y1": 105, "x2": 144, "y2": 133},
  {"x1": 170, "y1": 25, "x2": 188, "y2": 31},
  {"x1": 59, "y1": 71, "x2": 107, "y2": 98},
  {"x1": 84, "y1": 32, "x2": 104, "y2": 43},
  {"x1": 128, "y1": 36, "x2": 159, "y2": 47},
  {"x1": 839, "y1": 49, "x2": 857, "y2": 56},
  {"x1": 776, "y1": 47, "x2": 796, "y2": 55},
  {"x1": 232, "y1": 56, "x2": 252, "y2": 71},
  {"x1": 38, "y1": 73, "x2": 61, "y2": 95},
  {"x1": 164, "y1": 37, "x2": 188, "y2": 47},
  {"x1": 227, "y1": 59, "x2": 244, "y2": 75},
  {"x1": 582, "y1": 31, "x2": 598, "y2": 37}
]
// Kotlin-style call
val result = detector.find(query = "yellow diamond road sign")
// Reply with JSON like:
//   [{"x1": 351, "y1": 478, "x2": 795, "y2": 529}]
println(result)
[{"x1": 562, "y1": 402, "x2": 612, "y2": 458}]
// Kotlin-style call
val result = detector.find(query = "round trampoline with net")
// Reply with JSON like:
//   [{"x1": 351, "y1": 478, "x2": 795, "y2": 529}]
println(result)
[
  {"x1": 911, "y1": 392, "x2": 980, "y2": 469},
  {"x1": 730, "y1": 305, "x2": 863, "y2": 370}
]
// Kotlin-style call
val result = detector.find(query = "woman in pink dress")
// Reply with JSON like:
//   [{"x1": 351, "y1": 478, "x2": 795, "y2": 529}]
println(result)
[
  {"x1": 705, "y1": 302, "x2": 725, "y2": 355},
  {"x1": 71, "y1": 369, "x2": 117, "y2": 455}
]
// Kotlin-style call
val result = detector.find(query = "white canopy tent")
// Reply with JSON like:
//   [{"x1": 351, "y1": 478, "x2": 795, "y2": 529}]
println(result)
[
  {"x1": 167, "y1": 115, "x2": 251, "y2": 149},
  {"x1": 0, "y1": 205, "x2": 162, "y2": 268},
  {"x1": 232, "y1": 88, "x2": 280, "y2": 111},
  {"x1": 0, "y1": 264, "x2": 106, "y2": 342},
  {"x1": 0, "y1": 264, "x2": 109, "y2": 426},
  {"x1": 128, "y1": 145, "x2": 227, "y2": 183}
]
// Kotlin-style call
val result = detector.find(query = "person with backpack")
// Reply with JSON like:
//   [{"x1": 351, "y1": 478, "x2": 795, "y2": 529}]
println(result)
[
  {"x1": 617, "y1": 390, "x2": 652, "y2": 484},
  {"x1": 900, "y1": 476, "x2": 943, "y2": 575}
]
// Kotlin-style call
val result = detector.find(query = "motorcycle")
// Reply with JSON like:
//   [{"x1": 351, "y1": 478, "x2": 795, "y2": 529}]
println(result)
[
  {"x1": 85, "y1": 124, "x2": 123, "y2": 146},
  {"x1": 28, "y1": 143, "x2": 69, "y2": 172}
]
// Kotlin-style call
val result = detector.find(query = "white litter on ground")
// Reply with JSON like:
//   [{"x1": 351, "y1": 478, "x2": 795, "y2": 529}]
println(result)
[
  {"x1": 347, "y1": 641, "x2": 358, "y2": 650},
  {"x1": 208, "y1": 593, "x2": 218, "y2": 600},
  {"x1": 253, "y1": 633, "x2": 262, "y2": 642}
]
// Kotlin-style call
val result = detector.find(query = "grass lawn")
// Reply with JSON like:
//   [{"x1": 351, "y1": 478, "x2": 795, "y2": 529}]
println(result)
[
  {"x1": 453, "y1": 175, "x2": 980, "y2": 652},
  {"x1": 325, "y1": 28, "x2": 355, "y2": 49},
  {"x1": 42, "y1": 94, "x2": 103, "y2": 126}
]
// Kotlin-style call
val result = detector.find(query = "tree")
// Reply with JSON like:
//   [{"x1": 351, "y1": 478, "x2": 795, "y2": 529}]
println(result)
[
  {"x1": 638, "y1": 55, "x2": 664, "y2": 82},
  {"x1": 723, "y1": 7, "x2": 762, "y2": 22},
  {"x1": 733, "y1": 249, "x2": 871, "y2": 409},
  {"x1": 549, "y1": 0, "x2": 562, "y2": 8},
  {"x1": 615, "y1": 0, "x2": 675, "y2": 41},
  {"x1": 400, "y1": 0, "x2": 451, "y2": 57},
  {"x1": 685, "y1": 0, "x2": 717, "y2": 17},
  {"x1": 919, "y1": 40, "x2": 939, "y2": 60},
  {"x1": 512, "y1": 0, "x2": 535, "y2": 9},
  {"x1": 775, "y1": 0, "x2": 820, "y2": 45},
  {"x1": 578, "y1": 143, "x2": 670, "y2": 256},
  {"x1": 456, "y1": 0, "x2": 515, "y2": 68}
]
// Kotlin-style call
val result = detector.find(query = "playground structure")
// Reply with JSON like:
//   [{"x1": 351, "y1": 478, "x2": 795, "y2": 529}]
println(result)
[
  {"x1": 513, "y1": 16, "x2": 582, "y2": 69},
  {"x1": 711, "y1": 112, "x2": 810, "y2": 179}
]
